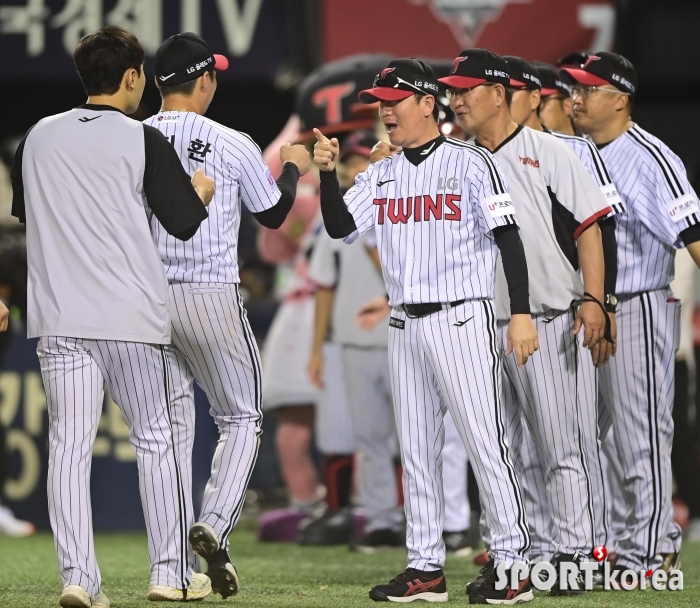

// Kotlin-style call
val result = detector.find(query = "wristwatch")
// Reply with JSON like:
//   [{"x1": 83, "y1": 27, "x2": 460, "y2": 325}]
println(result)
[{"x1": 604, "y1": 294, "x2": 618, "y2": 313}]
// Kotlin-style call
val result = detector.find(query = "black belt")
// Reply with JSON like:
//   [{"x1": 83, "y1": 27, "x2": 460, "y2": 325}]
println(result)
[{"x1": 402, "y1": 300, "x2": 465, "y2": 319}]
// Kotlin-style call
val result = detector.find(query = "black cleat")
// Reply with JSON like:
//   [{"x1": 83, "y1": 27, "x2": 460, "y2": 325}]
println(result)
[
  {"x1": 466, "y1": 558, "x2": 494, "y2": 595},
  {"x1": 443, "y1": 529, "x2": 475, "y2": 556},
  {"x1": 468, "y1": 567, "x2": 533, "y2": 605},
  {"x1": 369, "y1": 568, "x2": 448, "y2": 602},
  {"x1": 297, "y1": 507, "x2": 354, "y2": 546},
  {"x1": 549, "y1": 553, "x2": 587, "y2": 596},
  {"x1": 189, "y1": 522, "x2": 240, "y2": 599},
  {"x1": 351, "y1": 528, "x2": 404, "y2": 554}
]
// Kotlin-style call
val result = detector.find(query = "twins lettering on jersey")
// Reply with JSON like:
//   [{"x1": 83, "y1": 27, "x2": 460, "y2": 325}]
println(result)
[{"x1": 374, "y1": 194, "x2": 462, "y2": 224}]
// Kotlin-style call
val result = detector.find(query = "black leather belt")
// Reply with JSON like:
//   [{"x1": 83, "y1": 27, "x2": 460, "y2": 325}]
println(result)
[{"x1": 402, "y1": 300, "x2": 465, "y2": 319}]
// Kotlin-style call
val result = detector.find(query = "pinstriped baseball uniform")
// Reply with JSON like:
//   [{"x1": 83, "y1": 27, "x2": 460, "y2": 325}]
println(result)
[
  {"x1": 340, "y1": 135, "x2": 530, "y2": 571},
  {"x1": 12, "y1": 105, "x2": 208, "y2": 596},
  {"x1": 144, "y1": 110, "x2": 280, "y2": 549},
  {"x1": 308, "y1": 229, "x2": 401, "y2": 533},
  {"x1": 487, "y1": 125, "x2": 612, "y2": 560},
  {"x1": 596, "y1": 124, "x2": 700, "y2": 570}
]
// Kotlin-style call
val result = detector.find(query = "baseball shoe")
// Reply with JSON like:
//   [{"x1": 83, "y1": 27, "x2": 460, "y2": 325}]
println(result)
[
  {"x1": 189, "y1": 522, "x2": 240, "y2": 598},
  {"x1": 147, "y1": 572, "x2": 212, "y2": 601},
  {"x1": 0, "y1": 505, "x2": 35, "y2": 537},
  {"x1": 369, "y1": 568, "x2": 448, "y2": 602},
  {"x1": 549, "y1": 553, "x2": 587, "y2": 596},
  {"x1": 467, "y1": 567, "x2": 533, "y2": 605},
  {"x1": 298, "y1": 506, "x2": 354, "y2": 546},
  {"x1": 443, "y1": 529, "x2": 474, "y2": 556},
  {"x1": 466, "y1": 557, "x2": 494, "y2": 595},
  {"x1": 473, "y1": 549, "x2": 490, "y2": 566},
  {"x1": 658, "y1": 551, "x2": 681, "y2": 573},
  {"x1": 351, "y1": 528, "x2": 404, "y2": 554},
  {"x1": 59, "y1": 586, "x2": 110, "y2": 608}
]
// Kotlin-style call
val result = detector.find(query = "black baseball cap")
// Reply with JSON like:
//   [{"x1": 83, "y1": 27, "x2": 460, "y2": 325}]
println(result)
[
  {"x1": 561, "y1": 51, "x2": 638, "y2": 97},
  {"x1": 358, "y1": 58, "x2": 440, "y2": 103},
  {"x1": 154, "y1": 33, "x2": 228, "y2": 87},
  {"x1": 557, "y1": 51, "x2": 590, "y2": 69},
  {"x1": 534, "y1": 62, "x2": 571, "y2": 97},
  {"x1": 339, "y1": 130, "x2": 379, "y2": 162},
  {"x1": 438, "y1": 49, "x2": 510, "y2": 89},
  {"x1": 504, "y1": 56, "x2": 541, "y2": 90}
]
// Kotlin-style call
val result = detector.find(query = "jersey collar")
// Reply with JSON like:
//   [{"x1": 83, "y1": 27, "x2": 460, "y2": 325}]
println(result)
[
  {"x1": 402, "y1": 135, "x2": 446, "y2": 166},
  {"x1": 474, "y1": 124, "x2": 523, "y2": 154},
  {"x1": 77, "y1": 103, "x2": 125, "y2": 114}
]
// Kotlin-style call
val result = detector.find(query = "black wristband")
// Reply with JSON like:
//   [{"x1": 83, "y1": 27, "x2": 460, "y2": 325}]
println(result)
[{"x1": 582, "y1": 291, "x2": 614, "y2": 343}]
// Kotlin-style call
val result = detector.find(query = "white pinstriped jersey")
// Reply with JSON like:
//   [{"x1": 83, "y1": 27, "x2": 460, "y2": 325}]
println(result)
[
  {"x1": 549, "y1": 130, "x2": 625, "y2": 216},
  {"x1": 597, "y1": 124, "x2": 700, "y2": 295},
  {"x1": 341, "y1": 137, "x2": 518, "y2": 307},
  {"x1": 488, "y1": 126, "x2": 613, "y2": 319},
  {"x1": 144, "y1": 111, "x2": 281, "y2": 283}
]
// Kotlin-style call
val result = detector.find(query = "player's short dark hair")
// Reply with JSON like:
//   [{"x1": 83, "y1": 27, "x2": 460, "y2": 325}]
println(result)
[
  {"x1": 74, "y1": 26, "x2": 144, "y2": 96},
  {"x1": 504, "y1": 86, "x2": 514, "y2": 107},
  {"x1": 159, "y1": 67, "x2": 216, "y2": 98}
]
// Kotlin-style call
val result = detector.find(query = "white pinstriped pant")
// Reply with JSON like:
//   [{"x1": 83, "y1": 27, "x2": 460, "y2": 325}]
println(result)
[
  {"x1": 499, "y1": 310, "x2": 607, "y2": 560},
  {"x1": 165, "y1": 282, "x2": 262, "y2": 551},
  {"x1": 388, "y1": 300, "x2": 529, "y2": 571},
  {"x1": 598, "y1": 288, "x2": 682, "y2": 570},
  {"x1": 38, "y1": 337, "x2": 192, "y2": 598}
]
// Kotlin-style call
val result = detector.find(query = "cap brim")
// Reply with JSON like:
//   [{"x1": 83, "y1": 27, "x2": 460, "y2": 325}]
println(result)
[
  {"x1": 510, "y1": 78, "x2": 526, "y2": 88},
  {"x1": 214, "y1": 54, "x2": 229, "y2": 71},
  {"x1": 560, "y1": 67, "x2": 607, "y2": 86},
  {"x1": 358, "y1": 88, "x2": 414, "y2": 103},
  {"x1": 438, "y1": 76, "x2": 486, "y2": 88},
  {"x1": 541, "y1": 87, "x2": 567, "y2": 97}
]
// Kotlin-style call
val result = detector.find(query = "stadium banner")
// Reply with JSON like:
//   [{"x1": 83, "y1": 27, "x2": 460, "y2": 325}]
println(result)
[
  {"x1": 0, "y1": 330, "x2": 218, "y2": 530},
  {"x1": 322, "y1": 0, "x2": 615, "y2": 65},
  {"x1": 0, "y1": 0, "x2": 284, "y2": 80}
]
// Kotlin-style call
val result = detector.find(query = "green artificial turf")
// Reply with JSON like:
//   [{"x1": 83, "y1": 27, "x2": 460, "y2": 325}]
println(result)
[{"x1": 1, "y1": 530, "x2": 699, "y2": 606}]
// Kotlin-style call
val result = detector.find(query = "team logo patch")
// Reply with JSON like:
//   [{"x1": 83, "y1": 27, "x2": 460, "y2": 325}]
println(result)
[
  {"x1": 380, "y1": 67, "x2": 396, "y2": 81},
  {"x1": 452, "y1": 56, "x2": 467, "y2": 73},
  {"x1": 484, "y1": 193, "x2": 514, "y2": 219},
  {"x1": 667, "y1": 194, "x2": 700, "y2": 223},
  {"x1": 518, "y1": 156, "x2": 540, "y2": 168},
  {"x1": 265, "y1": 169, "x2": 276, "y2": 188},
  {"x1": 389, "y1": 317, "x2": 405, "y2": 329}
]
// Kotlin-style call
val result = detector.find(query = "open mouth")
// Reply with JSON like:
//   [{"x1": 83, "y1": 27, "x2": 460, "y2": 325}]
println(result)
[{"x1": 384, "y1": 121, "x2": 398, "y2": 134}]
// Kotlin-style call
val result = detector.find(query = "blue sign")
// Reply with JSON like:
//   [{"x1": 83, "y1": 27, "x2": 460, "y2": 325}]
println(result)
[{"x1": 0, "y1": 0, "x2": 284, "y2": 80}]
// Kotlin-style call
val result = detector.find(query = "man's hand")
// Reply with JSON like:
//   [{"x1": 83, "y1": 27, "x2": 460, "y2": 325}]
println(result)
[
  {"x1": 506, "y1": 314, "x2": 539, "y2": 367},
  {"x1": 590, "y1": 312, "x2": 617, "y2": 366},
  {"x1": 370, "y1": 141, "x2": 402, "y2": 164},
  {"x1": 280, "y1": 143, "x2": 311, "y2": 176},
  {"x1": 573, "y1": 301, "x2": 606, "y2": 349},
  {"x1": 355, "y1": 296, "x2": 391, "y2": 331},
  {"x1": 313, "y1": 128, "x2": 339, "y2": 172},
  {"x1": 191, "y1": 169, "x2": 215, "y2": 206},
  {"x1": 307, "y1": 349, "x2": 324, "y2": 389},
  {"x1": 0, "y1": 301, "x2": 8, "y2": 332}
]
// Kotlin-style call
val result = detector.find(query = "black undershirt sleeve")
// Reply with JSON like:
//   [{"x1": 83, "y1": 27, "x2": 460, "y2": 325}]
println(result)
[
  {"x1": 599, "y1": 216, "x2": 618, "y2": 297},
  {"x1": 252, "y1": 162, "x2": 300, "y2": 229},
  {"x1": 143, "y1": 124, "x2": 208, "y2": 241},
  {"x1": 493, "y1": 224, "x2": 531, "y2": 315},
  {"x1": 10, "y1": 125, "x2": 36, "y2": 224},
  {"x1": 680, "y1": 223, "x2": 700, "y2": 247},
  {"x1": 319, "y1": 168, "x2": 358, "y2": 239}
]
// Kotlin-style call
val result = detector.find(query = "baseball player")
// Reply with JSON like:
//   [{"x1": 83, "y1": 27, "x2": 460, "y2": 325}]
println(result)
[
  {"x1": 307, "y1": 131, "x2": 404, "y2": 552},
  {"x1": 315, "y1": 57, "x2": 539, "y2": 604},
  {"x1": 503, "y1": 55, "x2": 627, "y2": 568},
  {"x1": 11, "y1": 27, "x2": 214, "y2": 606},
  {"x1": 441, "y1": 49, "x2": 613, "y2": 594},
  {"x1": 144, "y1": 33, "x2": 310, "y2": 598},
  {"x1": 534, "y1": 62, "x2": 576, "y2": 135},
  {"x1": 564, "y1": 51, "x2": 700, "y2": 574}
]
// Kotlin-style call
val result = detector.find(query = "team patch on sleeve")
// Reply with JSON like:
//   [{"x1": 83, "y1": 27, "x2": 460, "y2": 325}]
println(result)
[
  {"x1": 599, "y1": 183, "x2": 624, "y2": 209},
  {"x1": 667, "y1": 194, "x2": 700, "y2": 223},
  {"x1": 265, "y1": 169, "x2": 276, "y2": 190},
  {"x1": 484, "y1": 193, "x2": 515, "y2": 218}
]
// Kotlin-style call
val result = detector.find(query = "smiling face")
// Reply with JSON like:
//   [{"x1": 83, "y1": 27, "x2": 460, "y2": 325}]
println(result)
[
  {"x1": 379, "y1": 95, "x2": 435, "y2": 147},
  {"x1": 448, "y1": 83, "x2": 504, "y2": 135}
]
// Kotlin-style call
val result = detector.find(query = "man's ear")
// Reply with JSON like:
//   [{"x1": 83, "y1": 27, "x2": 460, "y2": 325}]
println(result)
[{"x1": 530, "y1": 90, "x2": 541, "y2": 112}]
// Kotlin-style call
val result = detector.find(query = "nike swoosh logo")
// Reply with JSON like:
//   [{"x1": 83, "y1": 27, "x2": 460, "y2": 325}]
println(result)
[
  {"x1": 377, "y1": 179, "x2": 395, "y2": 187},
  {"x1": 159, "y1": 73, "x2": 176, "y2": 81},
  {"x1": 78, "y1": 116, "x2": 101, "y2": 122},
  {"x1": 420, "y1": 142, "x2": 436, "y2": 155},
  {"x1": 453, "y1": 316, "x2": 474, "y2": 327}
]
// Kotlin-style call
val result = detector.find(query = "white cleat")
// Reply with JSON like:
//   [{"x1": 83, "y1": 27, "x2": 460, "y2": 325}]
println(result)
[
  {"x1": 59, "y1": 586, "x2": 109, "y2": 608},
  {"x1": 0, "y1": 505, "x2": 36, "y2": 537},
  {"x1": 147, "y1": 572, "x2": 212, "y2": 602}
]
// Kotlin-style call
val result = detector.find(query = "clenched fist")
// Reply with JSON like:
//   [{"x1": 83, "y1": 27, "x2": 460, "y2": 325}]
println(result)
[
  {"x1": 313, "y1": 128, "x2": 340, "y2": 172},
  {"x1": 370, "y1": 140, "x2": 402, "y2": 164},
  {"x1": 280, "y1": 143, "x2": 311, "y2": 176},
  {"x1": 191, "y1": 168, "x2": 215, "y2": 206}
]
